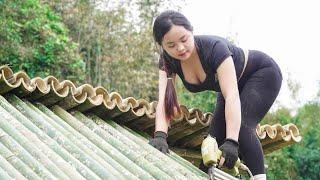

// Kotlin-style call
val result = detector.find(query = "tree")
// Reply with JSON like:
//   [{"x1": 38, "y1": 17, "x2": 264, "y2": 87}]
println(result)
[
  {"x1": 262, "y1": 108, "x2": 299, "y2": 179},
  {"x1": 0, "y1": 0, "x2": 85, "y2": 83},
  {"x1": 293, "y1": 101, "x2": 320, "y2": 179},
  {"x1": 261, "y1": 83, "x2": 320, "y2": 179},
  {"x1": 42, "y1": 0, "x2": 184, "y2": 101}
]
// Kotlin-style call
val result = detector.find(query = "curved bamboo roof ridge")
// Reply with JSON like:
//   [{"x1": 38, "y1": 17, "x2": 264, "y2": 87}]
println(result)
[{"x1": 0, "y1": 65, "x2": 301, "y2": 153}]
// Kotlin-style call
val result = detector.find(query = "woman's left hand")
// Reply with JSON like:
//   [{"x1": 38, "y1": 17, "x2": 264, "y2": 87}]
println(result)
[{"x1": 218, "y1": 138, "x2": 239, "y2": 169}]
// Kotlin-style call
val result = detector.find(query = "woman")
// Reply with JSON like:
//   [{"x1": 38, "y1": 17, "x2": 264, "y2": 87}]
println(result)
[{"x1": 149, "y1": 10, "x2": 282, "y2": 179}]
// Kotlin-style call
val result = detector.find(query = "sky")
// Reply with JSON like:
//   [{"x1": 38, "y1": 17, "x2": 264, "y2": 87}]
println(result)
[{"x1": 180, "y1": 0, "x2": 320, "y2": 109}]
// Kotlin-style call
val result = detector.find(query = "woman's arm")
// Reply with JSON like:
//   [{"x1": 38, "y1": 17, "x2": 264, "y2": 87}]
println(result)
[
  {"x1": 149, "y1": 70, "x2": 176, "y2": 154},
  {"x1": 155, "y1": 70, "x2": 176, "y2": 133},
  {"x1": 216, "y1": 56, "x2": 241, "y2": 141}
]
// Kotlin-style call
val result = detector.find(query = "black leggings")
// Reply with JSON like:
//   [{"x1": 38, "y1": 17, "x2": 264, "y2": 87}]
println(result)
[{"x1": 208, "y1": 50, "x2": 282, "y2": 175}]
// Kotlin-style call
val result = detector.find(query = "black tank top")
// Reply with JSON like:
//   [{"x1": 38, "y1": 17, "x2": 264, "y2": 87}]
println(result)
[{"x1": 159, "y1": 35, "x2": 245, "y2": 93}]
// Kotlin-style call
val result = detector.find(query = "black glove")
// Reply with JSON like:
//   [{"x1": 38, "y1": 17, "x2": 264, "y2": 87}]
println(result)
[
  {"x1": 219, "y1": 138, "x2": 239, "y2": 169},
  {"x1": 148, "y1": 131, "x2": 169, "y2": 154}
]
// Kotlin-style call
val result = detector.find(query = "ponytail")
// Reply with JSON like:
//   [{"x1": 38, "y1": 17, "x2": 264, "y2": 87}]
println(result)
[
  {"x1": 152, "y1": 10, "x2": 192, "y2": 120},
  {"x1": 163, "y1": 56, "x2": 181, "y2": 120}
]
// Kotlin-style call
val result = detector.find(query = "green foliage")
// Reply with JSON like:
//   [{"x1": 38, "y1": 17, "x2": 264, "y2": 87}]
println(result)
[
  {"x1": 0, "y1": 0, "x2": 85, "y2": 82},
  {"x1": 261, "y1": 107, "x2": 299, "y2": 179},
  {"x1": 265, "y1": 149, "x2": 298, "y2": 180},
  {"x1": 262, "y1": 74, "x2": 320, "y2": 179},
  {"x1": 41, "y1": 0, "x2": 184, "y2": 101},
  {"x1": 176, "y1": 78, "x2": 216, "y2": 112},
  {"x1": 261, "y1": 107, "x2": 292, "y2": 125},
  {"x1": 261, "y1": 99, "x2": 320, "y2": 179},
  {"x1": 293, "y1": 101, "x2": 320, "y2": 179}
]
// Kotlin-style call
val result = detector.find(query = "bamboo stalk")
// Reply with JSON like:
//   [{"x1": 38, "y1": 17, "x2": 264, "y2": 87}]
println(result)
[
  {"x1": 0, "y1": 95, "x2": 90, "y2": 179},
  {"x1": 35, "y1": 103, "x2": 138, "y2": 180},
  {"x1": 170, "y1": 148, "x2": 202, "y2": 160},
  {"x1": 71, "y1": 96, "x2": 103, "y2": 112},
  {"x1": 52, "y1": 105, "x2": 168, "y2": 180},
  {"x1": 22, "y1": 102, "x2": 119, "y2": 180},
  {"x1": 0, "y1": 166, "x2": 12, "y2": 179},
  {"x1": 89, "y1": 103, "x2": 125, "y2": 119},
  {"x1": 174, "y1": 127, "x2": 209, "y2": 148},
  {"x1": 0, "y1": 69, "x2": 16, "y2": 94},
  {"x1": 5, "y1": 94, "x2": 106, "y2": 180},
  {"x1": 127, "y1": 126, "x2": 209, "y2": 180},
  {"x1": 120, "y1": 125, "x2": 209, "y2": 179},
  {"x1": 111, "y1": 111, "x2": 142, "y2": 124},
  {"x1": 125, "y1": 115, "x2": 154, "y2": 131},
  {"x1": 0, "y1": 119, "x2": 56, "y2": 179},
  {"x1": 168, "y1": 120, "x2": 192, "y2": 136},
  {"x1": 0, "y1": 107, "x2": 75, "y2": 179},
  {"x1": 262, "y1": 139, "x2": 296, "y2": 154},
  {"x1": 56, "y1": 92, "x2": 83, "y2": 110},
  {"x1": 0, "y1": 105, "x2": 87, "y2": 180},
  {"x1": 88, "y1": 114, "x2": 209, "y2": 179},
  {"x1": 0, "y1": 153, "x2": 26, "y2": 179},
  {"x1": 31, "y1": 102, "x2": 126, "y2": 180},
  {"x1": 74, "y1": 111, "x2": 199, "y2": 180},
  {"x1": 178, "y1": 158, "x2": 201, "y2": 170},
  {"x1": 136, "y1": 118, "x2": 156, "y2": 131},
  {"x1": 168, "y1": 125, "x2": 207, "y2": 145},
  {"x1": 0, "y1": 141, "x2": 40, "y2": 180},
  {"x1": 167, "y1": 148, "x2": 205, "y2": 176},
  {"x1": 23, "y1": 77, "x2": 50, "y2": 101},
  {"x1": 36, "y1": 86, "x2": 67, "y2": 106},
  {"x1": 87, "y1": 104, "x2": 113, "y2": 120}
]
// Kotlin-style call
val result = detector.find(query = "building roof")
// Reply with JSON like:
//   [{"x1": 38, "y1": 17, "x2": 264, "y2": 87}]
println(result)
[{"x1": 0, "y1": 65, "x2": 302, "y2": 178}]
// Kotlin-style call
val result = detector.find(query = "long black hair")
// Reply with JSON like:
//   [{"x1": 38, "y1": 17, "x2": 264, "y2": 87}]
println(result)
[{"x1": 153, "y1": 10, "x2": 193, "y2": 120}]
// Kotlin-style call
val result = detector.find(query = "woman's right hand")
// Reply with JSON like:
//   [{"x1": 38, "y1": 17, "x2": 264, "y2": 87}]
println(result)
[{"x1": 148, "y1": 131, "x2": 169, "y2": 154}]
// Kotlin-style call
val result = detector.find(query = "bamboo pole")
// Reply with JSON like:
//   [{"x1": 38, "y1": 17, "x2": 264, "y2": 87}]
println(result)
[
  {"x1": 0, "y1": 154, "x2": 26, "y2": 179},
  {"x1": 52, "y1": 105, "x2": 169, "y2": 180},
  {"x1": 0, "y1": 105, "x2": 87, "y2": 180},
  {"x1": 170, "y1": 148, "x2": 202, "y2": 160},
  {"x1": 111, "y1": 111, "x2": 142, "y2": 124},
  {"x1": 0, "y1": 166, "x2": 12, "y2": 179},
  {"x1": 0, "y1": 95, "x2": 91, "y2": 179},
  {"x1": 73, "y1": 111, "x2": 199, "y2": 180},
  {"x1": 174, "y1": 127, "x2": 209, "y2": 149},
  {"x1": 22, "y1": 101, "x2": 118, "y2": 179},
  {"x1": 125, "y1": 115, "x2": 154, "y2": 131},
  {"x1": 29, "y1": 102, "x2": 127, "y2": 180},
  {"x1": 88, "y1": 114, "x2": 209, "y2": 179},
  {"x1": 0, "y1": 121, "x2": 56, "y2": 179},
  {"x1": 168, "y1": 123, "x2": 207, "y2": 145},
  {"x1": 0, "y1": 106, "x2": 71, "y2": 179},
  {"x1": 35, "y1": 87, "x2": 66, "y2": 106},
  {"x1": 262, "y1": 139, "x2": 296, "y2": 155},
  {"x1": 35, "y1": 103, "x2": 138, "y2": 180},
  {"x1": 0, "y1": 142, "x2": 40, "y2": 180},
  {"x1": 5, "y1": 94, "x2": 106, "y2": 180},
  {"x1": 120, "y1": 124, "x2": 209, "y2": 179}
]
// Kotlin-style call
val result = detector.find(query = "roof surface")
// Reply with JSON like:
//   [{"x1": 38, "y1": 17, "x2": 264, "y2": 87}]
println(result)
[
  {"x1": 0, "y1": 93, "x2": 209, "y2": 179},
  {"x1": 0, "y1": 65, "x2": 302, "y2": 178}
]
